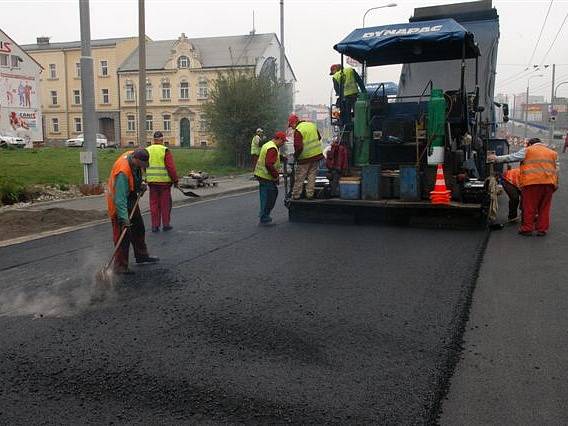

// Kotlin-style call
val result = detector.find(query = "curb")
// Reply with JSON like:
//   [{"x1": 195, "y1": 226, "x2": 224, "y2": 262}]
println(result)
[{"x1": 0, "y1": 184, "x2": 257, "y2": 248}]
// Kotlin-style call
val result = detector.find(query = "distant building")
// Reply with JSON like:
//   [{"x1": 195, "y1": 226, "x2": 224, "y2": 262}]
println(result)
[
  {"x1": 0, "y1": 29, "x2": 43, "y2": 145},
  {"x1": 294, "y1": 104, "x2": 331, "y2": 141},
  {"x1": 22, "y1": 36, "x2": 140, "y2": 144},
  {"x1": 117, "y1": 33, "x2": 295, "y2": 147}
]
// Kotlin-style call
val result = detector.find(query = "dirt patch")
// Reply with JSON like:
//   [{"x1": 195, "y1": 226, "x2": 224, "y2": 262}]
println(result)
[{"x1": 0, "y1": 208, "x2": 107, "y2": 242}]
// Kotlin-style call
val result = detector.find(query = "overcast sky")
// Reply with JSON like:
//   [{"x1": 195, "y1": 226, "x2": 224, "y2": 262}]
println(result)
[{"x1": 2, "y1": 0, "x2": 568, "y2": 104}]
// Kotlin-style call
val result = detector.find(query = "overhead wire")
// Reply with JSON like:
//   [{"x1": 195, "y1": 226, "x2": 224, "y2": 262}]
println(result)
[
  {"x1": 538, "y1": 11, "x2": 568, "y2": 65},
  {"x1": 526, "y1": 0, "x2": 554, "y2": 66}
]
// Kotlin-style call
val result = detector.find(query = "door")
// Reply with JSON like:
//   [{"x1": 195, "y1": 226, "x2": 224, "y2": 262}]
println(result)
[
  {"x1": 180, "y1": 118, "x2": 190, "y2": 147},
  {"x1": 98, "y1": 118, "x2": 115, "y2": 143}
]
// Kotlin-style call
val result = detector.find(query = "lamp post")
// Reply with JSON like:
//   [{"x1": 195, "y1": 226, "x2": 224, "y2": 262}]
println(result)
[
  {"x1": 362, "y1": 3, "x2": 397, "y2": 28},
  {"x1": 550, "y1": 81, "x2": 568, "y2": 145},
  {"x1": 524, "y1": 74, "x2": 544, "y2": 138}
]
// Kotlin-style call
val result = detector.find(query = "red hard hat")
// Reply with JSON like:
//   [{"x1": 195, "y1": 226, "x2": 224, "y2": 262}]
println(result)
[
  {"x1": 329, "y1": 64, "x2": 341, "y2": 75},
  {"x1": 274, "y1": 131, "x2": 287, "y2": 140},
  {"x1": 288, "y1": 113, "x2": 299, "y2": 127}
]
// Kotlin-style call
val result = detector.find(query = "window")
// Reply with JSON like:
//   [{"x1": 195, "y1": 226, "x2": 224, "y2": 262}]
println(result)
[
  {"x1": 49, "y1": 64, "x2": 57, "y2": 79},
  {"x1": 127, "y1": 115, "x2": 136, "y2": 131},
  {"x1": 163, "y1": 114, "x2": 171, "y2": 131},
  {"x1": 100, "y1": 60, "x2": 108, "y2": 76},
  {"x1": 52, "y1": 118, "x2": 59, "y2": 133},
  {"x1": 0, "y1": 54, "x2": 8, "y2": 67},
  {"x1": 74, "y1": 117, "x2": 82, "y2": 133},
  {"x1": 146, "y1": 82, "x2": 152, "y2": 100},
  {"x1": 11, "y1": 55, "x2": 20, "y2": 68},
  {"x1": 125, "y1": 83, "x2": 135, "y2": 101},
  {"x1": 180, "y1": 81, "x2": 189, "y2": 99},
  {"x1": 73, "y1": 89, "x2": 81, "y2": 105},
  {"x1": 145, "y1": 115, "x2": 153, "y2": 131},
  {"x1": 199, "y1": 116, "x2": 208, "y2": 131},
  {"x1": 50, "y1": 90, "x2": 58, "y2": 105},
  {"x1": 75, "y1": 62, "x2": 81, "y2": 78},
  {"x1": 200, "y1": 140, "x2": 207, "y2": 147},
  {"x1": 198, "y1": 80, "x2": 208, "y2": 99},
  {"x1": 102, "y1": 88, "x2": 109, "y2": 104},
  {"x1": 178, "y1": 56, "x2": 189, "y2": 68},
  {"x1": 161, "y1": 81, "x2": 171, "y2": 99}
]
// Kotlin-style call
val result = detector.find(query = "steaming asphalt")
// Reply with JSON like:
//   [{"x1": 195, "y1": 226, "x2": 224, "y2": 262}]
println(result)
[{"x1": 0, "y1": 190, "x2": 487, "y2": 423}]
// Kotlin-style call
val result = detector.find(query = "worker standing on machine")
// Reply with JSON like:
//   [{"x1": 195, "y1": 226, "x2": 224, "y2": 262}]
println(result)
[
  {"x1": 489, "y1": 137, "x2": 559, "y2": 236},
  {"x1": 107, "y1": 148, "x2": 159, "y2": 274},
  {"x1": 146, "y1": 131, "x2": 179, "y2": 233},
  {"x1": 330, "y1": 64, "x2": 366, "y2": 126},
  {"x1": 288, "y1": 113, "x2": 324, "y2": 200},
  {"x1": 254, "y1": 131, "x2": 287, "y2": 225},
  {"x1": 250, "y1": 128, "x2": 265, "y2": 171}
]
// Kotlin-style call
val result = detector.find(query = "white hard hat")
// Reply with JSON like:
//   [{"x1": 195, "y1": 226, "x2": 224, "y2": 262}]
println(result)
[{"x1": 256, "y1": 128, "x2": 263, "y2": 133}]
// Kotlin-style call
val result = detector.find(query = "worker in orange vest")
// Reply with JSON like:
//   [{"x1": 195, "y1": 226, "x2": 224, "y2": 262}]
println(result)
[
  {"x1": 107, "y1": 148, "x2": 159, "y2": 274},
  {"x1": 489, "y1": 137, "x2": 559, "y2": 236},
  {"x1": 501, "y1": 165, "x2": 521, "y2": 222}
]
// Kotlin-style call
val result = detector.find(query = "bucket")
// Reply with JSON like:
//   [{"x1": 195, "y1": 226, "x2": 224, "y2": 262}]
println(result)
[{"x1": 339, "y1": 177, "x2": 361, "y2": 200}]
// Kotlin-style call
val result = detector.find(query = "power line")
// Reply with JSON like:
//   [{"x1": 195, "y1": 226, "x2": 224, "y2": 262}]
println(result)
[
  {"x1": 538, "y1": 11, "x2": 568, "y2": 65},
  {"x1": 526, "y1": 0, "x2": 554, "y2": 66}
]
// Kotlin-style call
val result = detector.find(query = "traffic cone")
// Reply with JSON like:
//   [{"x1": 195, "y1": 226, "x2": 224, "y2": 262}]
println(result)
[{"x1": 430, "y1": 164, "x2": 451, "y2": 205}]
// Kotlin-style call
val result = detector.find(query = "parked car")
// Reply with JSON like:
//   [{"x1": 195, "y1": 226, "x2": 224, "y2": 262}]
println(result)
[
  {"x1": 65, "y1": 133, "x2": 114, "y2": 148},
  {"x1": 0, "y1": 134, "x2": 25, "y2": 148}
]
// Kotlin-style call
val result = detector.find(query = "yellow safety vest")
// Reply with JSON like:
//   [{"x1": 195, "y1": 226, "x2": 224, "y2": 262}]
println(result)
[
  {"x1": 146, "y1": 144, "x2": 171, "y2": 183},
  {"x1": 254, "y1": 140, "x2": 281, "y2": 181},
  {"x1": 333, "y1": 67, "x2": 359, "y2": 97},
  {"x1": 296, "y1": 121, "x2": 323, "y2": 161},
  {"x1": 250, "y1": 134, "x2": 261, "y2": 156}
]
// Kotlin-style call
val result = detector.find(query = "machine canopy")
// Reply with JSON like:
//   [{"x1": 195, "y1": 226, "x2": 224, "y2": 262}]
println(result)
[{"x1": 333, "y1": 18, "x2": 479, "y2": 67}]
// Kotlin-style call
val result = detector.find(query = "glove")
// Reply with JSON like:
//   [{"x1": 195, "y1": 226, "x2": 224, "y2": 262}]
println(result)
[
  {"x1": 138, "y1": 182, "x2": 148, "y2": 195},
  {"x1": 118, "y1": 218, "x2": 131, "y2": 229}
]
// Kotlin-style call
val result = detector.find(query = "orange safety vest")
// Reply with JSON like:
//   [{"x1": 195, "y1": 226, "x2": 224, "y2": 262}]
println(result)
[
  {"x1": 106, "y1": 151, "x2": 135, "y2": 218},
  {"x1": 519, "y1": 144, "x2": 558, "y2": 188},
  {"x1": 503, "y1": 168, "x2": 520, "y2": 188}
]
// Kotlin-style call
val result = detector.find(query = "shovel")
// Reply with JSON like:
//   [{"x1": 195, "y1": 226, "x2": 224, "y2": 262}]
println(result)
[
  {"x1": 176, "y1": 186, "x2": 200, "y2": 197},
  {"x1": 94, "y1": 193, "x2": 143, "y2": 288}
]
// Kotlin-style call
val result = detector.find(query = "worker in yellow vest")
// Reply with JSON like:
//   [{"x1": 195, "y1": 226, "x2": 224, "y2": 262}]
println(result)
[
  {"x1": 146, "y1": 131, "x2": 179, "y2": 233},
  {"x1": 330, "y1": 64, "x2": 366, "y2": 126},
  {"x1": 489, "y1": 137, "x2": 558, "y2": 236},
  {"x1": 288, "y1": 113, "x2": 323, "y2": 200},
  {"x1": 254, "y1": 131, "x2": 287, "y2": 225},
  {"x1": 250, "y1": 128, "x2": 265, "y2": 171}
]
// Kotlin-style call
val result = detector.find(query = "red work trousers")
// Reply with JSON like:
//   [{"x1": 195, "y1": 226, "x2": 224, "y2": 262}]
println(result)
[
  {"x1": 520, "y1": 184, "x2": 555, "y2": 233},
  {"x1": 149, "y1": 184, "x2": 172, "y2": 228},
  {"x1": 111, "y1": 205, "x2": 148, "y2": 272}
]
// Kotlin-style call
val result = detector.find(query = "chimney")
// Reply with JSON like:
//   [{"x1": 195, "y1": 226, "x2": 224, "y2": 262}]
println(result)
[{"x1": 37, "y1": 37, "x2": 50, "y2": 45}]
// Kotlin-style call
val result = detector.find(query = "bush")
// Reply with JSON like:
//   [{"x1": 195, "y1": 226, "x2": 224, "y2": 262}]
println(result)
[{"x1": 0, "y1": 181, "x2": 29, "y2": 205}]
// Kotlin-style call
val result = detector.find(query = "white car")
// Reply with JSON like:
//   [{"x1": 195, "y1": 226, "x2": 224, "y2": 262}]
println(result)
[
  {"x1": 0, "y1": 134, "x2": 25, "y2": 148},
  {"x1": 65, "y1": 133, "x2": 111, "y2": 148}
]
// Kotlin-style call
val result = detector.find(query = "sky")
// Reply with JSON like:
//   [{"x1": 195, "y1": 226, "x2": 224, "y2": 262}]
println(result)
[{"x1": 2, "y1": 0, "x2": 568, "y2": 105}]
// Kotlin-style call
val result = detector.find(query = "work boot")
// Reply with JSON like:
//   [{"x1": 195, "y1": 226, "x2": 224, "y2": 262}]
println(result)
[
  {"x1": 114, "y1": 267, "x2": 135, "y2": 275},
  {"x1": 162, "y1": 225, "x2": 173, "y2": 232},
  {"x1": 536, "y1": 231, "x2": 547, "y2": 237},
  {"x1": 518, "y1": 230, "x2": 532, "y2": 237},
  {"x1": 135, "y1": 255, "x2": 160, "y2": 264},
  {"x1": 151, "y1": 227, "x2": 160, "y2": 233}
]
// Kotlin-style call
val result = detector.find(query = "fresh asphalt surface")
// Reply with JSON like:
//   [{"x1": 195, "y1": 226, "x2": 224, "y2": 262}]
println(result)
[{"x1": 0, "y1": 190, "x2": 487, "y2": 423}]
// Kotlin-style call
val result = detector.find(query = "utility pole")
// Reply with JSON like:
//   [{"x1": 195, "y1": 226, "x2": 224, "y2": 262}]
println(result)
[
  {"x1": 524, "y1": 85, "x2": 529, "y2": 138},
  {"x1": 548, "y1": 63, "x2": 555, "y2": 144},
  {"x1": 79, "y1": 0, "x2": 98, "y2": 184},
  {"x1": 138, "y1": 0, "x2": 147, "y2": 147},
  {"x1": 279, "y1": 0, "x2": 285, "y2": 83}
]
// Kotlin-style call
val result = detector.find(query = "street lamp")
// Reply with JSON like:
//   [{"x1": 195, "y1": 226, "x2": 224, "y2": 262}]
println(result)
[
  {"x1": 524, "y1": 74, "x2": 544, "y2": 138},
  {"x1": 362, "y1": 3, "x2": 397, "y2": 27},
  {"x1": 549, "y1": 81, "x2": 568, "y2": 144}
]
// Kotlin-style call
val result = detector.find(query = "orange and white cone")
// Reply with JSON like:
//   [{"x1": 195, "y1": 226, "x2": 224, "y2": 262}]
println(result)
[{"x1": 430, "y1": 164, "x2": 451, "y2": 205}]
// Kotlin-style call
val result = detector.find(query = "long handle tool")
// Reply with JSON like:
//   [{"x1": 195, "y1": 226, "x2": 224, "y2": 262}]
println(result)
[{"x1": 176, "y1": 186, "x2": 200, "y2": 198}]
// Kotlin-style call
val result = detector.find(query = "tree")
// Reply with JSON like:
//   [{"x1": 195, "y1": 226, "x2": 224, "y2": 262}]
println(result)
[{"x1": 203, "y1": 71, "x2": 293, "y2": 168}]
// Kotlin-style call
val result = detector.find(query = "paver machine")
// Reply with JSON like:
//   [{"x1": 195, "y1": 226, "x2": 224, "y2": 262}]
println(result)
[{"x1": 288, "y1": 0, "x2": 507, "y2": 227}]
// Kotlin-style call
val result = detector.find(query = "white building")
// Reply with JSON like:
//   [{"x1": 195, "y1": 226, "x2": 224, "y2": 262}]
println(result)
[{"x1": 0, "y1": 29, "x2": 43, "y2": 145}]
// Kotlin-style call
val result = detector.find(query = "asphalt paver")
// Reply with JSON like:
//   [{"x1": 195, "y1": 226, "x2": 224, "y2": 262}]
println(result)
[{"x1": 0, "y1": 190, "x2": 487, "y2": 423}]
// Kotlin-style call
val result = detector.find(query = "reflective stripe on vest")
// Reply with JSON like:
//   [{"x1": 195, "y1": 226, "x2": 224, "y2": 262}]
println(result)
[
  {"x1": 146, "y1": 144, "x2": 171, "y2": 183},
  {"x1": 250, "y1": 135, "x2": 261, "y2": 156},
  {"x1": 519, "y1": 144, "x2": 558, "y2": 188},
  {"x1": 333, "y1": 67, "x2": 359, "y2": 97},
  {"x1": 254, "y1": 140, "x2": 281, "y2": 181},
  {"x1": 106, "y1": 151, "x2": 135, "y2": 218},
  {"x1": 296, "y1": 121, "x2": 322, "y2": 161}
]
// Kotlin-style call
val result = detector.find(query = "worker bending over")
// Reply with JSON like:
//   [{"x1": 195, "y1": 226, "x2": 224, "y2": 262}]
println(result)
[
  {"x1": 146, "y1": 131, "x2": 179, "y2": 232},
  {"x1": 254, "y1": 131, "x2": 287, "y2": 225},
  {"x1": 288, "y1": 113, "x2": 323, "y2": 200},
  {"x1": 107, "y1": 148, "x2": 159, "y2": 274},
  {"x1": 330, "y1": 64, "x2": 366, "y2": 126},
  {"x1": 489, "y1": 137, "x2": 559, "y2": 236},
  {"x1": 501, "y1": 165, "x2": 521, "y2": 222}
]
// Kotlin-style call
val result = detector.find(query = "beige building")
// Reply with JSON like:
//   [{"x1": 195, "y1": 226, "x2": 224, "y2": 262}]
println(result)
[
  {"x1": 22, "y1": 36, "x2": 140, "y2": 144},
  {"x1": 117, "y1": 32, "x2": 296, "y2": 147}
]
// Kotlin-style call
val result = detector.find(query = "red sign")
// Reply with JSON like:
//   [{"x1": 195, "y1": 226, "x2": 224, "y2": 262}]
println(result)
[{"x1": 0, "y1": 41, "x2": 12, "y2": 53}]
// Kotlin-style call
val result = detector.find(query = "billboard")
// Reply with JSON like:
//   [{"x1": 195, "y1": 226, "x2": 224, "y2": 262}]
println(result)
[{"x1": 0, "y1": 30, "x2": 43, "y2": 144}]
